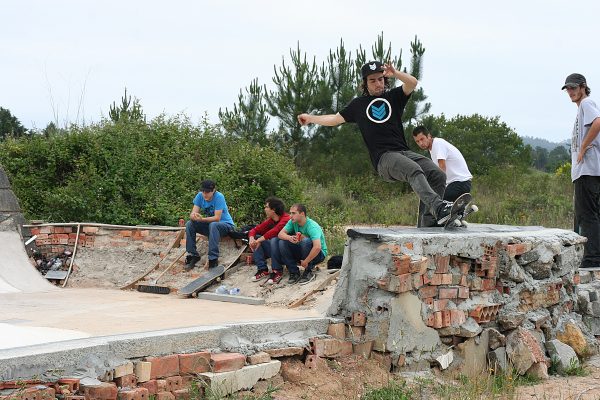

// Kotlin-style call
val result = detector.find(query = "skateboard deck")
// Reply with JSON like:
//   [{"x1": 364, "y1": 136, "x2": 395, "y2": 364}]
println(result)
[
  {"x1": 177, "y1": 244, "x2": 247, "y2": 297},
  {"x1": 444, "y1": 193, "x2": 475, "y2": 229}
]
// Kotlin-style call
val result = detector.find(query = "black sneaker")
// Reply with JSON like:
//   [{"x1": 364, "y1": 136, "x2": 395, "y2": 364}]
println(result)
[
  {"x1": 208, "y1": 258, "x2": 219, "y2": 269},
  {"x1": 436, "y1": 200, "x2": 454, "y2": 225},
  {"x1": 184, "y1": 254, "x2": 201, "y2": 271},
  {"x1": 288, "y1": 272, "x2": 301, "y2": 284},
  {"x1": 299, "y1": 269, "x2": 316, "y2": 285}
]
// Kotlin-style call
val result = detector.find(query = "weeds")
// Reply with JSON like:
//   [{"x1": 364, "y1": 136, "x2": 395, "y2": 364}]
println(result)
[{"x1": 361, "y1": 381, "x2": 413, "y2": 400}]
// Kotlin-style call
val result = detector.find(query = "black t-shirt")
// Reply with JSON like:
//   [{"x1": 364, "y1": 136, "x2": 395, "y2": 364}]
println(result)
[{"x1": 339, "y1": 86, "x2": 412, "y2": 169}]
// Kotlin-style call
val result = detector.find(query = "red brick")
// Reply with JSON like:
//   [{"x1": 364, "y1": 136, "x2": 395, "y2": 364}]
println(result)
[
  {"x1": 439, "y1": 287, "x2": 458, "y2": 299},
  {"x1": 422, "y1": 272, "x2": 432, "y2": 285},
  {"x1": 172, "y1": 389, "x2": 189, "y2": 400},
  {"x1": 353, "y1": 341, "x2": 374, "y2": 359},
  {"x1": 178, "y1": 352, "x2": 210, "y2": 374},
  {"x1": 459, "y1": 275, "x2": 468, "y2": 286},
  {"x1": 82, "y1": 383, "x2": 118, "y2": 400},
  {"x1": 210, "y1": 352, "x2": 246, "y2": 372},
  {"x1": 165, "y1": 376, "x2": 182, "y2": 392},
  {"x1": 304, "y1": 354, "x2": 325, "y2": 369},
  {"x1": 147, "y1": 355, "x2": 180, "y2": 379},
  {"x1": 347, "y1": 325, "x2": 364, "y2": 341},
  {"x1": 482, "y1": 278, "x2": 496, "y2": 291},
  {"x1": 418, "y1": 285, "x2": 437, "y2": 299},
  {"x1": 430, "y1": 274, "x2": 442, "y2": 286},
  {"x1": 30, "y1": 228, "x2": 41, "y2": 235},
  {"x1": 58, "y1": 378, "x2": 80, "y2": 393},
  {"x1": 434, "y1": 255, "x2": 450, "y2": 273},
  {"x1": 433, "y1": 299, "x2": 449, "y2": 311},
  {"x1": 138, "y1": 381, "x2": 158, "y2": 396},
  {"x1": 458, "y1": 286, "x2": 470, "y2": 299},
  {"x1": 327, "y1": 323, "x2": 346, "y2": 339},
  {"x1": 120, "y1": 230, "x2": 133, "y2": 237},
  {"x1": 458, "y1": 262, "x2": 471, "y2": 275},
  {"x1": 450, "y1": 309, "x2": 467, "y2": 325},
  {"x1": 114, "y1": 374, "x2": 137, "y2": 388},
  {"x1": 39, "y1": 226, "x2": 53, "y2": 234},
  {"x1": 441, "y1": 310, "x2": 451, "y2": 327},
  {"x1": 156, "y1": 380, "x2": 167, "y2": 393},
  {"x1": 311, "y1": 338, "x2": 353, "y2": 358},
  {"x1": 409, "y1": 256, "x2": 429, "y2": 274},
  {"x1": 65, "y1": 396, "x2": 85, "y2": 400},
  {"x1": 351, "y1": 311, "x2": 367, "y2": 326},
  {"x1": 155, "y1": 393, "x2": 175, "y2": 400},
  {"x1": 264, "y1": 347, "x2": 304, "y2": 357},
  {"x1": 433, "y1": 312, "x2": 443, "y2": 328},
  {"x1": 422, "y1": 297, "x2": 434, "y2": 308},
  {"x1": 506, "y1": 243, "x2": 532, "y2": 257},
  {"x1": 247, "y1": 352, "x2": 271, "y2": 365},
  {"x1": 390, "y1": 254, "x2": 411, "y2": 275},
  {"x1": 411, "y1": 273, "x2": 424, "y2": 289},
  {"x1": 393, "y1": 273, "x2": 412, "y2": 293},
  {"x1": 117, "y1": 390, "x2": 138, "y2": 400},
  {"x1": 441, "y1": 274, "x2": 453, "y2": 285}
]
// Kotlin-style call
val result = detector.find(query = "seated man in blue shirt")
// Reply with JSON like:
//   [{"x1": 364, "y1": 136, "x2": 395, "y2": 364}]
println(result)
[{"x1": 185, "y1": 180, "x2": 235, "y2": 270}]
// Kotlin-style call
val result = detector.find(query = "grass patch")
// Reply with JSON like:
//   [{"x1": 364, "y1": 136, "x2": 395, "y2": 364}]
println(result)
[{"x1": 361, "y1": 381, "x2": 414, "y2": 400}]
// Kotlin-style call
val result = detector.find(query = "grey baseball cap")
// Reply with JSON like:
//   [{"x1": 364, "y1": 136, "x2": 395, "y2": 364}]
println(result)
[{"x1": 562, "y1": 73, "x2": 587, "y2": 90}]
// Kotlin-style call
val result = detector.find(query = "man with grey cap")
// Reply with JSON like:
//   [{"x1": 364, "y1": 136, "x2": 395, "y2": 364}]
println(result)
[
  {"x1": 563, "y1": 73, "x2": 600, "y2": 268},
  {"x1": 297, "y1": 61, "x2": 450, "y2": 227}
]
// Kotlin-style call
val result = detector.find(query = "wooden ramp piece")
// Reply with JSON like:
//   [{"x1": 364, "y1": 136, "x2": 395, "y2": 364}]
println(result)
[{"x1": 288, "y1": 270, "x2": 340, "y2": 308}]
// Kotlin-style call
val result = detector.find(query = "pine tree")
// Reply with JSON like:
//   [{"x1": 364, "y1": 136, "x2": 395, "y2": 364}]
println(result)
[
  {"x1": 0, "y1": 107, "x2": 28, "y2": 140},
  {"x1": 109, "y1": 88, "x2": 145, "y2": 123}
]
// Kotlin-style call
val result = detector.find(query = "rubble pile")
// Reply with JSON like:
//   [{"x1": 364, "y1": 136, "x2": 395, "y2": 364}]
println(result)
[{"x1": 328, "y1": 225, "x2": 598, "y2": 378}]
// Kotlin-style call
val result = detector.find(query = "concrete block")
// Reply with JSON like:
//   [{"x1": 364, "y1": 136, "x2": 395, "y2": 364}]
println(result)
[
  {"x1": 195, "y1": 292, "x2": 265, "y2": 305},
  {"x1": 198, "y1": 361, "x2": 281, "y2": 397},
  {"x1": 134, "y1": 362, "x2": 151, "y2": 383}
]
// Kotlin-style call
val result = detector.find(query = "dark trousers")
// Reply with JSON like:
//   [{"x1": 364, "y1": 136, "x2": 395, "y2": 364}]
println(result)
[
  {"x1": 443, "y1": 180, "x2": 472, "y2": 202},
  {"x1": 575, "y1": 175, "x2": 600, "y2": 268}
]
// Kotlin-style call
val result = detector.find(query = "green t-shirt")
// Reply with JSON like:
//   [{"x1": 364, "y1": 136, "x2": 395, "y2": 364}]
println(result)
[{"x1": 283, "y1": 217, "x2": 328, "y2": 257}]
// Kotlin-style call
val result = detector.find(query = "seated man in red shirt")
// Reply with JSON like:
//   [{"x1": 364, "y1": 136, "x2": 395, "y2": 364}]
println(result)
[{"x1": 248, "y1": 196, "x2": 290, "y2": 283}]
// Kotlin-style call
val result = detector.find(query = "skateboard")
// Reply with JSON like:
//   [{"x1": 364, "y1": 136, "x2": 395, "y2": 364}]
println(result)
[
  {"x1": 444, "y1": 193, "x2": 478, "y2": 229},
  {"x1": 177, "y1": 244, "x2": 247, "y2": 297}
]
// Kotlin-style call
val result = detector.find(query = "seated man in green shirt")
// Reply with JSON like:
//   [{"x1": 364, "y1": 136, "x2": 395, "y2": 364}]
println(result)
[{"x1": 272, "y1": 203, "x2": 328, "y2": 285}]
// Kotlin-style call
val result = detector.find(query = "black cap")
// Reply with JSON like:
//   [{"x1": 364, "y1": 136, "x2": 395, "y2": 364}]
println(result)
[
  {"x1": 361, "y1": 61, "x2": 385, "y2": 79},
  {"x1": 200, "y1": 179, "x2": 216, "y2": 192},
  {"x1": 562, "y1": 73, "x2": 587, "y2": 90}
]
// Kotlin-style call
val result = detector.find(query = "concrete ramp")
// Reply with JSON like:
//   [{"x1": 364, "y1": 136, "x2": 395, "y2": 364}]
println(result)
[{"x1": 0, "y1": 230, "x2": 55, "y2": 293}]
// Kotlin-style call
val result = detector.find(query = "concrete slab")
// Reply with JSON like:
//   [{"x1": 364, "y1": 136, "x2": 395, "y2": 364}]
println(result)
[{"x1": 196, "y1": 292, "x2": 266, "y2": 305}]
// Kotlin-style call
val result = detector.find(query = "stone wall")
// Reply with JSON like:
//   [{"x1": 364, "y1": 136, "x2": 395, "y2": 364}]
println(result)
[{"x1": 328, "y1": 224, "x2": 598, "y2": 377}]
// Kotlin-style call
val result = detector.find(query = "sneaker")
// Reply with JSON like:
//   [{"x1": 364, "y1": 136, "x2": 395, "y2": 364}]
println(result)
[
  {"x1": 184, "y1": 254, "x2": 201, "y2": 271},
  {"x1": 436, "y1": 200, "x2": 454, "y2": 225},
  {"x1": 299, "y1": 269, "x2": 316, "y2": 285},
  {"x1": 251, "y1": 269, "x2": 270, "y2": 282},
  {"x1": 208, "y1": 258, "x2": 219, "y2": 269},
  {"x1": 266, "y1": 270, "x2": 283, "y2": 285},
  {"x1": 288, "y1": 272, "x2": 301, "y2": 284}
]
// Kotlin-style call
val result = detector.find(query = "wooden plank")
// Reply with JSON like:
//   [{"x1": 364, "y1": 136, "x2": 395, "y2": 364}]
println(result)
[{"x1": 288, "y1": 270, "x2": 340, "y2": 308}]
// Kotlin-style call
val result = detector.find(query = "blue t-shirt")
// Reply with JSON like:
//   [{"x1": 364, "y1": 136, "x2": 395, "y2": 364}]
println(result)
[{"x1": 192, "y1": 191, "x2": 234, "y2": 226}]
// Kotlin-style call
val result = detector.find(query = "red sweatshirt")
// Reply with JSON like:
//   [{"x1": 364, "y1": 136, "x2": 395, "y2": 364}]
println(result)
[{"x1": 248, "y1": 213, "x2": 291, "y2": 240}]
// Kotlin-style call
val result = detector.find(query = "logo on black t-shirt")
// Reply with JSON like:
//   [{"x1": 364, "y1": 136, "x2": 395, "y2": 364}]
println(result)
[{"x1": 366, "y1": 98, "x2": 392, "y2": 123}]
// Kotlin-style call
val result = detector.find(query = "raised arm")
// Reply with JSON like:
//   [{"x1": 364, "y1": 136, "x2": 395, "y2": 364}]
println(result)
[
  {"x1": 383, "y1": 62, "x2": 418, "y2": 95},
  {"x1": 297, "y1": 113, "x2": 345, "y2": 127}
]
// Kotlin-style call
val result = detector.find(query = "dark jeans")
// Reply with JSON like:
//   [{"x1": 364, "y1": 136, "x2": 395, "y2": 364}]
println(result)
[
  {"x1": 252, "y1": 237, "x2": 276, "y2": 271},
  {"x1": 377, "y1": 151, "x2": 446, "y2": 227},
  {"x1": 444, "y1": 180, "x2": 472, "y2": 202},
  {"x1": 271, "y1": 237, "x2": 326, "y2": 274},
  {"x1": 575, "y1": 175, "x2": 600, "y2": 268},
  {"x1": 185, "y1": 220, "x2": 234, "y2": 261}
]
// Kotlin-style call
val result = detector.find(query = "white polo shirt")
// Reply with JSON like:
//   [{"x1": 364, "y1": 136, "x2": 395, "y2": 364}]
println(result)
[{"x1": 430, "y1": 138, "x2": 473, "y2": 184}]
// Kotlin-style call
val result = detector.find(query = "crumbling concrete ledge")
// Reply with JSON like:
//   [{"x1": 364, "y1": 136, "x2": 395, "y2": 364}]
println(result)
[
  {"x1": 328, "y1": 224, "x2": 597, "y2": 376},
  {"x1": 0, "y1": 317, "x2": 329, "y2": 381}
]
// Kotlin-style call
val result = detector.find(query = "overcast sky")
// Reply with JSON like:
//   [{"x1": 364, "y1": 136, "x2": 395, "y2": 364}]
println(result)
[{"x1": 2, "y1": 0, "x2": 597, "y2": 143}]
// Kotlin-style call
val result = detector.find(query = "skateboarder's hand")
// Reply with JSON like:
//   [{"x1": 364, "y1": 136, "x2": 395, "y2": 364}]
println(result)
[
  {"x1": 297, "y1": 113, "x2": 311, "y2": 126},
  {"x1": 382, "y1": 62, "x2": 397, "y2": 78}
]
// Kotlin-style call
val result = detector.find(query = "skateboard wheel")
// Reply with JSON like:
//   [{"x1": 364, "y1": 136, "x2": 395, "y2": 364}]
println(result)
[
  {"x1": 453, "y1": 218, "x2": 461, "y2": 227},
  {"x1": 461, "y1": 220, "x2": 468, "y2": 227},
  {"x1": 470, "y1": 204, "x2": 479, "y2": 212}
]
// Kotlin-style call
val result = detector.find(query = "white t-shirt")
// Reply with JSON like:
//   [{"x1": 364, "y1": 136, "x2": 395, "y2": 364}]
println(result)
[
  {"x1": 571, "y1": 97, "x2": 600, "y2": 182},
  {"x1": 430, "y1": 138, "x2": 473, "y2": 184}
]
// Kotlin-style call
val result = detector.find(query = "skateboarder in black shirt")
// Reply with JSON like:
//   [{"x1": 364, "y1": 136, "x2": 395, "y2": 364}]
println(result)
[{"x1": 298, "y1": 61, "x2": 452, "y2": 226}]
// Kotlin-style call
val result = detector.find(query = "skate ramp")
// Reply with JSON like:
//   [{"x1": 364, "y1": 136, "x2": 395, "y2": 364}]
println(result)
[{"x1": 0, "y1": 230, "x2": 56, "y2": 293}]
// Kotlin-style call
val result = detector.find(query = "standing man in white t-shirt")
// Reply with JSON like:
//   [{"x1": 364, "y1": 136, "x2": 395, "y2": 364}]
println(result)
[
  {"x1": 412, "y1": 126, "x2": 473, "y2": 201},
  {"x1": 563, "y1": 73, "x2": 600, "y2": 269}
]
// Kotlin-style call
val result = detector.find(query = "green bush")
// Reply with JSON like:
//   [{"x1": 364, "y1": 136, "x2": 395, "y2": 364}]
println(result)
[{"x1": 0, "y1": 116, "x2": 303, "y2": 226}]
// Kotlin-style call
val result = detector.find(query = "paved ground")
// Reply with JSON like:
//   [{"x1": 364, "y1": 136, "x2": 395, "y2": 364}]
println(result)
[{"x1": 0, "y1": 228, "x2": 321, "y2": 350}]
